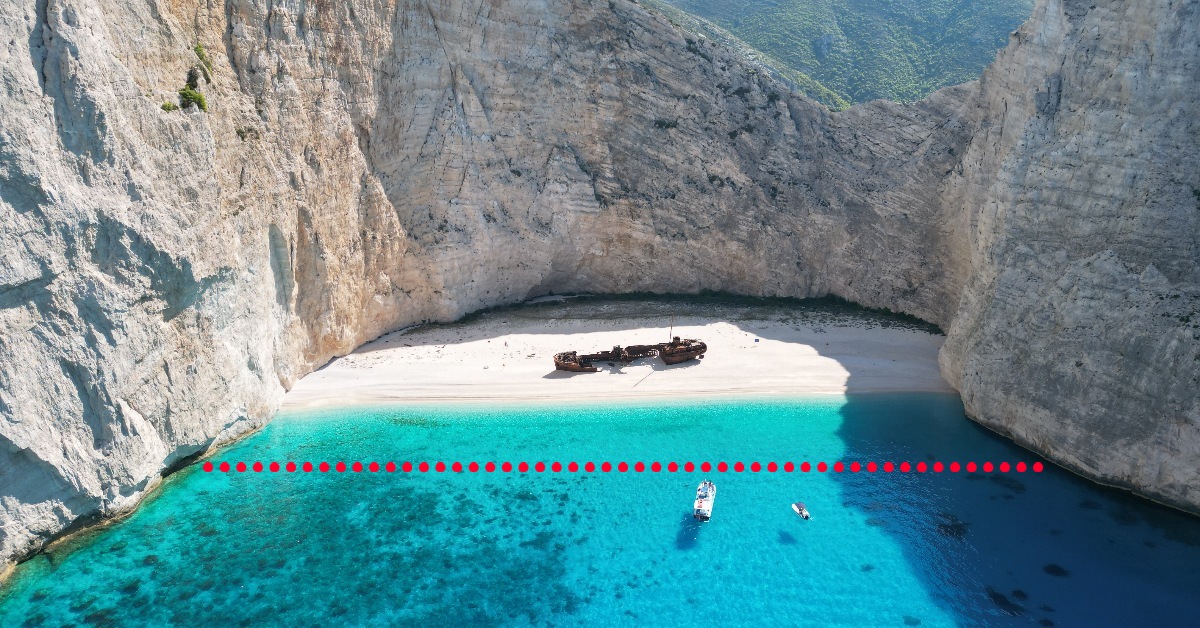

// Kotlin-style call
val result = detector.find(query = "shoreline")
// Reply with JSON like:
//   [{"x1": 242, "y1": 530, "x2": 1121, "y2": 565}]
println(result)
[{"x1": 282, "y1": 300, "x2": 954, "y2": 412}]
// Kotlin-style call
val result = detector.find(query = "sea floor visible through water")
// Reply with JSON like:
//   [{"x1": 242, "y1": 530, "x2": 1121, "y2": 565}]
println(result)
[{"x1": 3, "y1": 394, "x2": 1199, "y2": 626}]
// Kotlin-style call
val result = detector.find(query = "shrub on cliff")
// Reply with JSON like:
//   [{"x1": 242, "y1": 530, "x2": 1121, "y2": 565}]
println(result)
[{"x1": 178, "y1": 87, "x2": 207, "y2": 112}]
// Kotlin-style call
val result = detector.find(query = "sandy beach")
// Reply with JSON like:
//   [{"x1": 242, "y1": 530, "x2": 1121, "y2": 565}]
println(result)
[{"x1": 281, "y1": 298, "x2": 954, "y2": 410}]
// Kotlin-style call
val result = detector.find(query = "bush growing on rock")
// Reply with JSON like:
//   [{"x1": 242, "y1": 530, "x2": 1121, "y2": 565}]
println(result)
[{"x1": 178, "y1": 87, "x2": 207, "y2": 112}]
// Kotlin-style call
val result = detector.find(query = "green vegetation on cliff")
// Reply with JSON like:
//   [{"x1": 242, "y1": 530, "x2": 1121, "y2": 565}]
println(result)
[{"x1": 653, "y1": 0, "x2": 1033, "y2": 105}]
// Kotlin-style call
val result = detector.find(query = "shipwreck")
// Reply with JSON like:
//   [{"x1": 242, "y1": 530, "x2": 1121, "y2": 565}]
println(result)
[{"x1": 553, "y1": 336, "x2": 707, "y2": 372}]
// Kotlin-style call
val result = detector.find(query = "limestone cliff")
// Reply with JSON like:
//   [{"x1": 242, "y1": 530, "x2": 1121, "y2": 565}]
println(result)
[{"x1": 0, "y1": 0, "x2": 1196, "y2": 570}]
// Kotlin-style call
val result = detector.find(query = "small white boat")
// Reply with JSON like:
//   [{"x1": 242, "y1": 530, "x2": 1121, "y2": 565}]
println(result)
[
  {"x1": 693, "y1": 480, "x2": 716, "y2": 521},
  {"x1": 792, "y1": 502, "x2": 811, "y2": 520}
]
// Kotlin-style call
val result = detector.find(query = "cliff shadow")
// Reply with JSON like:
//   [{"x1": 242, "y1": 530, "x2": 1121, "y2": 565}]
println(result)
[{"x1": 823, "y1": 391, "x2": 1200, "y2": 625}]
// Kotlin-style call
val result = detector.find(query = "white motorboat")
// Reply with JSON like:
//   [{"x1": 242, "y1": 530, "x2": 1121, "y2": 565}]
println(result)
[{"x1": 693, "y1": 480, "x2": 716, "y2": 521}]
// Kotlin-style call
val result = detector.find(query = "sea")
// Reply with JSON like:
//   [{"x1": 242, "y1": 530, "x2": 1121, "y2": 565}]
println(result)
[{"x1": 3, "y1": 393, "x2": 1199, "y2": 626}]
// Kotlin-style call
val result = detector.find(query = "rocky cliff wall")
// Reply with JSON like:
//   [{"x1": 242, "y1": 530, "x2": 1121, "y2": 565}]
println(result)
[
  {"x1": 1, "y1": 0, "x2": 1196, "y2": 570},
  {"x1": 939, "y1": 0, "x2": 1200, "y2": 510}
]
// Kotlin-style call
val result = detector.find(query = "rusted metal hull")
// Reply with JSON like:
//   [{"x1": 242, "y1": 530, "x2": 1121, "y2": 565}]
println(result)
[
  {"x1": 552, "y1": 338, "x2": 707, "y2": 371},
  {"x1": 553, "y1": 352, "x2": 598, "y2": 372}
]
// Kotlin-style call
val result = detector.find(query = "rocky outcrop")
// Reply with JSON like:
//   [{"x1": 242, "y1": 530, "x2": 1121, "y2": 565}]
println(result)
[{"x1": 0, "y1": 0, "x2": 1196, "y2": 569}]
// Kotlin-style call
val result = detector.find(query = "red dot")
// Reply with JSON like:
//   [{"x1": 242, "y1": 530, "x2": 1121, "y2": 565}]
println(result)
[
  {"x1": 319, "y1": 462, "x2": 330, "y2": 472},
  {"x1": 983, "y1": 462, "x2": 994, "y2": 473},
  {"x1": 352, "y1": 462, "x2": 363, "y2": 473},
  {"x1": 817, "y1": 462, "x2": 828, "y2": 472},
  {"x1": 700, "y1": 462, "x2": 712, "y2": 472},
  {"x1": 949, "y1": 462, "x2": 960, "y2": 472},
  {"x1": 585, "y1": 462, "x2": 596, "y2": 472},
  {"x1": 799, "y1": 462, "x2": 810, "y2": 472},
  {"x1": 966, "y1": 462, "x2": 977, "y2": 472},
  {"x1": 715, "y1": 462, "x2": 727, "y2": 472},
  {"x1": 999, "y1": 462, "x2": 1011, "y2": 472},
  {"x1": 335, "y1": 462, "x2": 346, "y2": 472},
  {"x1": 485, "y1": 462, "x2": 496, "y2": 472},
  {"x1": 618, "y1": 462, "x2": 629, "y2": 472},
  {"x1": 1016, "y1": 462, "x2": 1027, "y2": 472},
  {"x1": 668, "y1": 462, "x2": 678, "y2": 472},
  {"x1": 435, "y1": 462, "x2": 446, "y2": 472},
  {"x1": 452, "y1": 462, "x2": 464, "y2": 473},
  {"x1": 733, "y1": 462, "x2": 744, "y2": 472},
  {"x1": 751, "y1": 462, "x2": 762, "y2": 472},
  {"x1": 1033, "y1": 462, "x2": 1044, "y2": 472},
  {"x1": 501, "y1": 462, "x2": 513, "y2": 472},
  {"x1": 518, "y1": 462, "x2": 529, "y2": 472},
  {"x1": 933, "y1": 462, "x2": 944, "y2": 473},
  {"x1": 385, "y1": 462, "x2": 396, "y2": 472},
  {"x1": 301, "y1": 462, "x2": 313, "y2": 472},
  {"x1": 899, "y1": 462, "x2": 911, "y2": 472},
  {"x1": 418, "y1": 462, "x2": 429, "y2": 472},
  {"x1": 883, "y1": 462, "x2": 894, "y2": 473},
  {"x1": 766, "y1": 462, "x2": 777, "y2": 472},
  {"x1": 866, "y1": 462, "x2": 878, "y2": 473},
  {"x1": 651, "y1": 462, "x2": 662, "y2": 472},
  {"x1": 917, "y1": 462, "x2": 927, "y2": 473},
  {"x1": 784, "y1": 462, "x2": 795, "y2": 472},
  {"x1": 250, "y1": 462, "x2": 261, "y2": 472},
  {"x1": 402, "y1": 462, "x2": 414, "y2": 472},
  {"x1": 203, "y1": 462, "x2": 214, "y2": 472},
  {"x1": 849, "y1": 462, "x2": 860, "y2": 473},
  {"x1": 551, "y1": 462, "x2": 562, "y2": 472},
  {"x1": 236, "y1": 462, "x2": 247, "y2": 472},
  {"x1": 833, "y1": 462, "x2": 844, "y2": 473},
  {"x1": 601, "y1": 462, "x2": 612, "y2": 472},
  {"x1": 285, "y1": 462, "x2": 296, "y2": 472},
  {"x1": 686, "y1": 462, "x2": 697, "y2": 472},
  {"x1": 534, "y1": 462, "x2": 546, "y2": 472},
  {"x1": 568, "y1": 462, "x2": 579, "y2": 472},
  {"x1": 634, "y1": 462, "x2": 645, "y2": 472},
  {"x1": 469, "y1": 462, "x2": 480, "y2": 472}
]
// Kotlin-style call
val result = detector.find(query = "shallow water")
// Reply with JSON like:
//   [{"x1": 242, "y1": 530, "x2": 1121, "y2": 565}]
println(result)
[{"x1": 3, "y1": 394, "x2": 1199, "y2": 626}]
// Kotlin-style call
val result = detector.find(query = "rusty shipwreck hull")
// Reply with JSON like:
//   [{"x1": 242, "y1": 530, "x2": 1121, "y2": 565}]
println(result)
[{"x1": 552, "y1": 337, "x2": 706, "y2": 372}]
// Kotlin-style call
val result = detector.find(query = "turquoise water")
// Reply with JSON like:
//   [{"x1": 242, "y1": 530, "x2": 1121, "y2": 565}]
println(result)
[{"x1": 3, "y1": 394, "x2": 1200, "y2": 626}]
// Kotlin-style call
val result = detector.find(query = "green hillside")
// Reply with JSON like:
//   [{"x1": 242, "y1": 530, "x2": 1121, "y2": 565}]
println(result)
[{"x1": 651, "y1": 0, "x2": 1034, "y2": 107}]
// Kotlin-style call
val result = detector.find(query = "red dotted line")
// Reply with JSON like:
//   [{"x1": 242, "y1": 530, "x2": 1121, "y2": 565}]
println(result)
[{"x1": 201, "y1": 460, "x2": 1045, "y2": 474}]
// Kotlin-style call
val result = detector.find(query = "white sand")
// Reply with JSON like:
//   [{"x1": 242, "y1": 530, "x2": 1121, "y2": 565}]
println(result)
[{"x1": 281, "y1": 301, "x2": 954, "y2": 410}]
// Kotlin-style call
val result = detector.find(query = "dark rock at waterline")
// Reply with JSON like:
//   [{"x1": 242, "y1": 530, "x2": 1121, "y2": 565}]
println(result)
[
  {"x1": 1011, "y1": 589, "x2": 1028, "y2": 600},
  {"x1": 903, "y1": 616, "x2": 922, "y2": 626},
  {"x1": 986, "y1": 587, "x2": 1025, "y2": 615},
  {"x1": 1043, "y1": 564, "x2": 1070, "y2": 577}
]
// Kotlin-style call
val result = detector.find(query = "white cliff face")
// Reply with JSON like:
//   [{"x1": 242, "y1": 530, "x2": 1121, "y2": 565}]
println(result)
[
  {"x1": 0, "y1": 0, "x2": 1197, "y2": 569},
  {"x1": 939, "y1": 0, "x2": 1200, "y2": 509}
]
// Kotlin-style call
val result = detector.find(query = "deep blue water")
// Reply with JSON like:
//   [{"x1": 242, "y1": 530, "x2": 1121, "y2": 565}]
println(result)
[{"x1": 3, "y1": 394, "x2": 1199, "y2": 626}]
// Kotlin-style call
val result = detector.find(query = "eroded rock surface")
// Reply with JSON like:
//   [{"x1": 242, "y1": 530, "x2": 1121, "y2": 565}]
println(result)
[{"x1": 1, "y1": 0, "x2": 1197, "y2": 568}]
